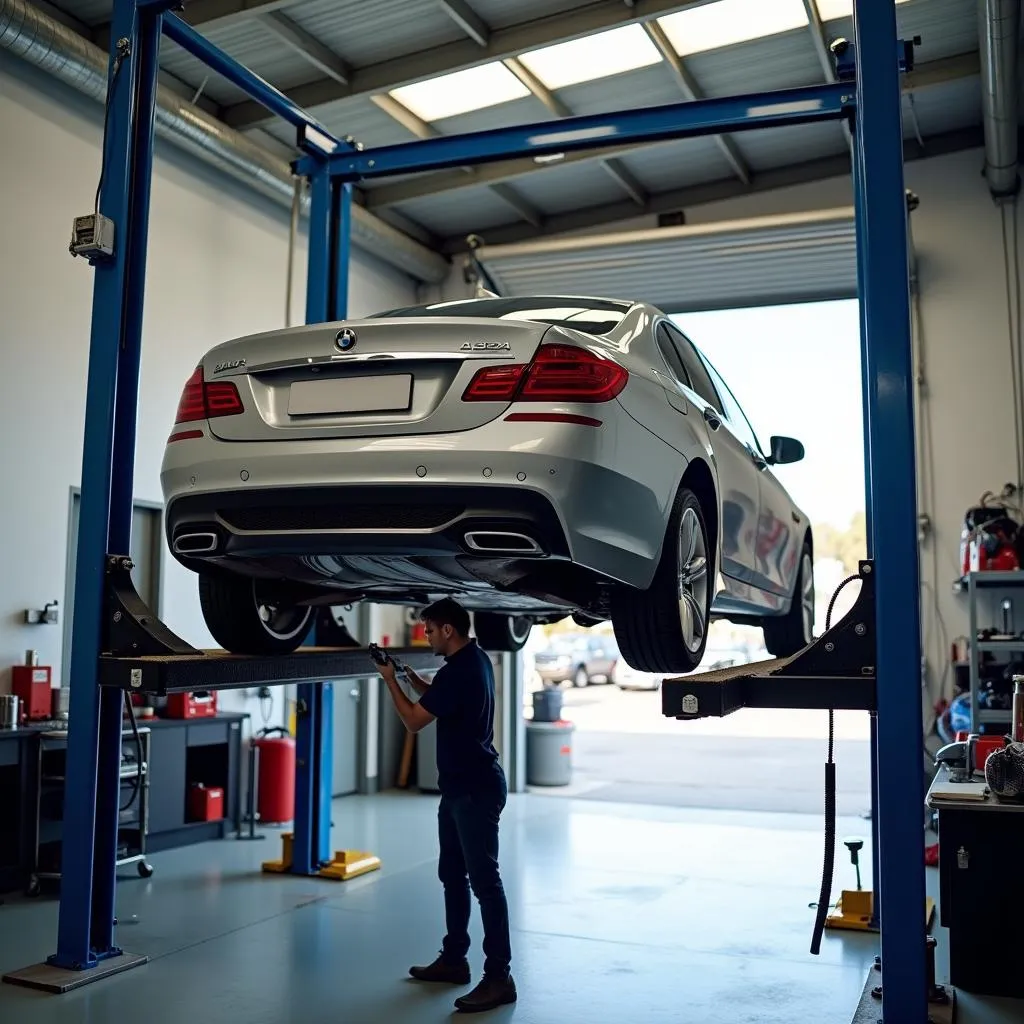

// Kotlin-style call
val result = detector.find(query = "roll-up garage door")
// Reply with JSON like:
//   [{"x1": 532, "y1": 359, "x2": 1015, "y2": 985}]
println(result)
[{"x1": 476, "y1": 208, "x2": 868, "y2": 314}]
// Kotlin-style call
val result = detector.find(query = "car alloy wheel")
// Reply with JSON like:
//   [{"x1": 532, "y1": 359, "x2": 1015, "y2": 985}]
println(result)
[
  {"x1": 800, "y1": 550, "x2": 815, "y2": 643},
  {"x1": 677, "y1": 507, "x2": 709, "y2": 654},
  {"x1": 254, "y1": 582, "x2": 312, "y2": 642}
]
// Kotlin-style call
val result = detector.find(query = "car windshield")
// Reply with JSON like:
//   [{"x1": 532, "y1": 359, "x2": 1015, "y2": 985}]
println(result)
[{"x1": 368, "y1": 297, "x2": 631, "y2": 336}]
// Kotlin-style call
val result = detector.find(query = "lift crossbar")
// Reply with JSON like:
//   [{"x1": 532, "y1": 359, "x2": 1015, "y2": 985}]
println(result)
[
  {"x1": 100, "y1": 646, "x2": 442, "y2": 695},
  {"x1": 661, "y1": 561, "x2": 877, "y2": 719},
  {"x1": 317, "y1": 83, "x2": 854, "y2": 182}
]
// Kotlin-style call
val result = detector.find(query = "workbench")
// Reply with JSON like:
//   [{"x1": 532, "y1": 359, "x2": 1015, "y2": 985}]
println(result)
[
  {"x1": 926, "y1": 763, "x2": 1024, "y2": 998},
  {"x1": 0, "y1": 712, "x2": 246, "y2": 895}
]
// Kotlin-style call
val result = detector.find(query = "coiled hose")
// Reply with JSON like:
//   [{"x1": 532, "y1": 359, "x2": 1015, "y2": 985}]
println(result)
[{"x1": 809, "y1": 574, "x2": 861, "y2": 955}]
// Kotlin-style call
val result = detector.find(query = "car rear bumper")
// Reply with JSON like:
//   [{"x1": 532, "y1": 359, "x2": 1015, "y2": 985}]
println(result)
[{"x1": 160, "y1": 411, "x2": 679, "y2": 589}]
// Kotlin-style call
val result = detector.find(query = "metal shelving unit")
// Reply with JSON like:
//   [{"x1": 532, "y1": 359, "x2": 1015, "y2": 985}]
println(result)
[{"x1": 963, "y1": 571, "x2": 1024, "y2": 730}]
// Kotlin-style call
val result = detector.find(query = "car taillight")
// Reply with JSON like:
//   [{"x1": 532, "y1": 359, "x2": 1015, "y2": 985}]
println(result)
[
  {"x1": 462, "y1": 343, "x2": 627, "y2": 404},
  {"x1": 174, "y1": 366, "x2": 244, "y2": 424},
  {"x1": 462, "y1": 364, "x2": 527, "y2": 401}
]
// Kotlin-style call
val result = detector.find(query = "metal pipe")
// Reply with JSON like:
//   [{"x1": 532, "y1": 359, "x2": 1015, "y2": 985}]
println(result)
[
  {"x1": 285, "y1": 176, "x2": 301, "y2": 327},
  {"x1": 978, "y1": 0, "x2": 1021, "y2": 199},
  {"x1": 0, "y1": 0, "x2": 448, "y2": 284}
]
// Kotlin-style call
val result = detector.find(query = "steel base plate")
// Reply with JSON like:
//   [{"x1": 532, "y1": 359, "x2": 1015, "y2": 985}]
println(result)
[{"x1": 2, "y1": 951, "x2": 148, "y2": 993}]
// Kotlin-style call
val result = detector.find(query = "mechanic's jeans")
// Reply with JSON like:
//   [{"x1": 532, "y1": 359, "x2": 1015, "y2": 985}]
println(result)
[{"x1": 438, "y1": 771, "x2": 511, "y2": 979}]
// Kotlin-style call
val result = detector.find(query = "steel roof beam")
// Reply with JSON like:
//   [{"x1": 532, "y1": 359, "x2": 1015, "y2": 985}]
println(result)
[
  {"x1": 503, "y1": 58, "x2": 648, "y2": 206},
  {"x1": 433, "y1": 124, "x2": 991, "y2": 252},
  {"x1": 642, "y1": 21, "x2": 751, "y2": 184},
  {"x1": 257, "y1": 11, "x2": 351, "y2": 85},
  {"x1": 358, "y1": 52, "x2": 980, "y2": 209},
  {"x1": 219, "y1": 0, "x2": 716, "y2": 129},
  {"x1": 438, "y1": 0, "x2": 490, "y2": 47},
  {"x1": 369, "y1": 94, "x2": 544, "y2": 228}
]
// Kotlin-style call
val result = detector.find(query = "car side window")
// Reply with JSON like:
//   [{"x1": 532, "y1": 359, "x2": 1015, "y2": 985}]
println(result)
[
  {"x1": 700, "y1": 354, "x2": 765, "y2": 455},
  {"x1": 655, "y1": 323, "x2": 691, "y2": 386},
  {"x1": 663, "y1": 324, "x2": 722, "y2": 411}
]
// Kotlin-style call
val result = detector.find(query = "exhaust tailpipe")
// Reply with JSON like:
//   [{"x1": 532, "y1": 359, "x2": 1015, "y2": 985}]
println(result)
[
  {"x1": 463, "y1": 531, "x2": 542, "y2": 555},
  {"x1": 172, "y1": 532, "x2": 219, "y2": 555}
]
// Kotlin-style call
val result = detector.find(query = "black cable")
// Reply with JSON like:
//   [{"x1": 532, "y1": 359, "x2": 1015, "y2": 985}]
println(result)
[
  {"x1": 94, "y1": 41, "x2": 130, "y2": 215},
  {"x1": 809, "y1": 574, "x2": 860, "y2": 955},
  {"x1": 1001, "y1": 206, "x2": 1023, "y2": 491},
  {"x1": 120, "y1": 691, "x2": 144, "y2": 814}
]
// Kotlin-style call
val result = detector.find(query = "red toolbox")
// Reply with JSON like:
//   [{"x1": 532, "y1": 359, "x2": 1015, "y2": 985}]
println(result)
[{"x1": 189, "y1": 783, "x2": 224, "y2": 822}]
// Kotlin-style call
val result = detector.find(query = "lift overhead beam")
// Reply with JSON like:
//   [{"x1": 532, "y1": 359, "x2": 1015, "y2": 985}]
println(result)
[{"x1": 2, "y1": 2, "x2": 929, "y2": 1021}]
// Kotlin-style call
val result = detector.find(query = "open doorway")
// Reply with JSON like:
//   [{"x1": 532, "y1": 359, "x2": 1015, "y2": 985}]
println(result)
[{"x1": 523, "y1": 299, "x2": 872, "y2": 819}]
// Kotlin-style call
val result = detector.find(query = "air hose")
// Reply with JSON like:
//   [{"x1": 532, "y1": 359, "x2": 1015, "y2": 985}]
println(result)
[{"x1": 810, "y1": 574, "x2": 860, "y2": 955}]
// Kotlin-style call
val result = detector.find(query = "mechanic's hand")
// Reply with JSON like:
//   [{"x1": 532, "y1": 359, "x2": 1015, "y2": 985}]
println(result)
[{"x1": 378, "y1": 659, "x2": 398, "y2": 685}]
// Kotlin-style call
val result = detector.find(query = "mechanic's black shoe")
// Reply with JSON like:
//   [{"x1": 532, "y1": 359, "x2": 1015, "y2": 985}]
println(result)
[
  {"x1": 454, "y1": 974, "x2": 517, "y2": 1013},
  {"x1": 409, "y1": 953, "x2": 471, "y2": 985}
]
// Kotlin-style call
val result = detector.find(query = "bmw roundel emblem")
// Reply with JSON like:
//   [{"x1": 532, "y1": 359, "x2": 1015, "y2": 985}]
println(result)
[{"x1": 334, "y1": 328, "x2": 357, "y2": 352}]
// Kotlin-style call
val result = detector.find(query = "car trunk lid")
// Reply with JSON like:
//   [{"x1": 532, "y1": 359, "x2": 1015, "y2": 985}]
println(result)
[{"x1": 203, "y1": 317, "x2": 551, "y2": 441}]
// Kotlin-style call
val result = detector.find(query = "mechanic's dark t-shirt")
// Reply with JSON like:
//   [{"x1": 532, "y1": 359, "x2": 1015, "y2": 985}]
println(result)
[{"x1": 418, "y1": 639, "x2": 500, "y2": 795}]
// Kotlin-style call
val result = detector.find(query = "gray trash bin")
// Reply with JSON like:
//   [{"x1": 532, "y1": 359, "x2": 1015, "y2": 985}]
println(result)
[{"x1": 525, "y1": 719, "x2": 575, "y2": 786}]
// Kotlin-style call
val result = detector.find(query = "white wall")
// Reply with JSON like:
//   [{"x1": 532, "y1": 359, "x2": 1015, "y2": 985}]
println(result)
[{"x1": 0, "y1": 54, "x2": 418, "y2": 726}]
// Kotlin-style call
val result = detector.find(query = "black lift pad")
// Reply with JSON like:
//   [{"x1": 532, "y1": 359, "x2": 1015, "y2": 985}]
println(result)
[{"x1": 99, "y1": 646, "x2": 443, "y2": 696}]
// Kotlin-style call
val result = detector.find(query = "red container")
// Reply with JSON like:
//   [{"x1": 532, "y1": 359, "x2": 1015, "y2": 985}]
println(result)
[
  {"x1": 12, "y1": 664, "x2": 52, "y2": 721},
  {"x1": 189, "y1": 783, "x2": 224, "y2": 822},
  {"x1": 253, "y1": 732, "x2": 295, "y2": 824}
]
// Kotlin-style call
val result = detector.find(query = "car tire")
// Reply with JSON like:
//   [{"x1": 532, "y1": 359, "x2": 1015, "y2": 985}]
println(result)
[
  {"x1": 611, "y1": 486, "x2": 712, "y2": 675},
  {"x1": 572, "y1": 666, "x2": 589, "y2": 688},
  {"x1": 198, "y1": 572, "x2": 314, "y2": 655},
  {"x1": 474, "y1": 612, "x2": 533, "y2": 652},
  {"x1": 763, "y1": 541, "x2": 815, "y2": 657}
]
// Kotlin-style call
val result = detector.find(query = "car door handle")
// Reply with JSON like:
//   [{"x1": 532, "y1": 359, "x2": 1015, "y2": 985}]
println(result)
[
  {"x1": 702, "y1": 407, "x2": 721, "y2": 430},
  {"x1": 349, "y1": 688, "x2": 360, "y2": 699}
]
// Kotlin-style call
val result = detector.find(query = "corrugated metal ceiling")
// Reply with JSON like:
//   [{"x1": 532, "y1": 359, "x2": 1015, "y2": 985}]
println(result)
[{"x1": 46, "y1": 0, "x2": 988, "y2": 254}]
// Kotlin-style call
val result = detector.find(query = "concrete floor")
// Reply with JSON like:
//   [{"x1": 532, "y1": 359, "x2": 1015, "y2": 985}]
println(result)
[
  {"x1": 0, "y1": 793, "x2": 878, "y2": 1023},
  {"x1": 0, "y1": 792, "x2": 1015, "y2": 1023}
]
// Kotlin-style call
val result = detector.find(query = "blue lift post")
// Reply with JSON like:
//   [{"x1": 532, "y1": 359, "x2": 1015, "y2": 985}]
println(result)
[
  {"x1": 5, "y1": 1, "x2": 927, "y2": 1019},
  {"x1": 852, "y1": 1, "x2": 927, "y2": 1018}
]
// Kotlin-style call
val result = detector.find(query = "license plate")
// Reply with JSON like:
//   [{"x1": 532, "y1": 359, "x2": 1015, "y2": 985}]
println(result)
[{"x1": 288, "y1": 375, "x2": 413, "y2": 416}]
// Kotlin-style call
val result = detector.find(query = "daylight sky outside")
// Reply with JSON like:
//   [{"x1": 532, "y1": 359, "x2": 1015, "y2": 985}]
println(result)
[{"x1": 673, "y1": 299, "x2": 865, "y2": 531}]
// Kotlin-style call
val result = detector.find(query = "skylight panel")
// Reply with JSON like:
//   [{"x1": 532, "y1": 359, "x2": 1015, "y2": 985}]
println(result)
[
  {"x1": 389, "y1": 63, "x2": 530, "y2": 122},
  {"x1": 517, "y1": 24, "x2": 663, "y2": 90},
  {"x1": 658, "y1": 0, "x2": 809, "y2": 57},
  {"x1": 816, "y1": 0, "x2": 911, "y2": 19}
]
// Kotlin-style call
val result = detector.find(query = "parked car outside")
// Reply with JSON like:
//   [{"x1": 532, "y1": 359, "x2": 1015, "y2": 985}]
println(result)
[{"x1": 535, "y1": 634, "x2": 619, "y2": 688}]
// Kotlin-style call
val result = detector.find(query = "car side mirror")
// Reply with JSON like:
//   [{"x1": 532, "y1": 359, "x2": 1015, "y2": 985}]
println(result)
[{"x1": 769, "y1": 435, "x2": 804, "y2": 465}]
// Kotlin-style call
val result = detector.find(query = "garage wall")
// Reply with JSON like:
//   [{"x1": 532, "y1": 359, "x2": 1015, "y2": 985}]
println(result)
[{"x1": 0, "y1": 54, "x2": 418, "y2": 720}]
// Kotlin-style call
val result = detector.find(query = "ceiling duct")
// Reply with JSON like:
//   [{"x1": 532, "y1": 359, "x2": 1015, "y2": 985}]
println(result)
[
  {"x1": 978, "y1": 0, "x2": 1021, "y2": 199},
  {"x1": 0, "y1": 0, "x2": 449, "y2": 283}
]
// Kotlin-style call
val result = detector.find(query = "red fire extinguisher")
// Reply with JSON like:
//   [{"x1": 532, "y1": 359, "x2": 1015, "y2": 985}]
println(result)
[{"x1": 252, "y1": 727, "x2": 295, "y2": 825}]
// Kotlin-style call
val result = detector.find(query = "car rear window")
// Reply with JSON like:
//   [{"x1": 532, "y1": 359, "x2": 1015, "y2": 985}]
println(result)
[{"x1": 368, "y1": 297, "x2": 631, "y2": 336}]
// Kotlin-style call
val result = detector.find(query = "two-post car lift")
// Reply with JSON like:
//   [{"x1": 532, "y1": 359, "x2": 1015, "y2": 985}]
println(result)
[{"x1": 1, "y1": 1, "x2": 929, "y2": 1020}]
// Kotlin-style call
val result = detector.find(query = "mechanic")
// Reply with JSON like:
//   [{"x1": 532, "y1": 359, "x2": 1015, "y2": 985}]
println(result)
[{"x1": 375, "y1": 598, "x2": 516, "y2": 1014}]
